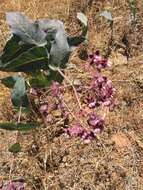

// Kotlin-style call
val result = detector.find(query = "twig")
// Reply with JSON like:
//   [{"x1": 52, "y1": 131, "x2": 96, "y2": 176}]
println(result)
[
  {"x1": 9, "y1": 106, "x2": 22, "y2": 179},
  {"x1": 57, "y1": 68, "x2": 82, "y2": 110},
  {"x1": 62, "y1": 100, "x2": 86, "y2": 128},
  {"x1": 18, "y1": 106, "x2": 22, "y2": 123}
]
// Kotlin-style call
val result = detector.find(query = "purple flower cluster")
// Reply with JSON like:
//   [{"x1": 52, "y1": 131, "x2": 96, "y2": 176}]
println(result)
[
  {"x1": 38, "y1": 81, "x2": 69, "y2": 123},
  {"x1": 31, "y1": 51, "x2": 116, "y2": 143},
  {"x1": 88, "y1": 50, "x2": 111, "y2": 71},
  {"x1": 1, "y1": 182, "x2": 24, "y2": 190},
  {"x1": 65, "y1": 51, "x2": 116, "y2": 142},
  {"x1": 65, "y1": 113, "x2": 104, "y2": 143},
  {"x1": 39, "y1": 103, "x2": 55, "y2": 124},
  {"x1": 50, "y1": 81, "x2": 63, "y2": 97},
  {"x1": 88, "y1": 74, "x2": 116, "y2": 109}
]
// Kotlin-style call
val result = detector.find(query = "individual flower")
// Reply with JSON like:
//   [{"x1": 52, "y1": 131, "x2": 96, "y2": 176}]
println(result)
[
  {"x1": 29, "y1": 88, "x2": 42, "y2": 97},
  {"x1": 89, "y1": 74, "x2": 116, "y2": 108},
  {"x1": 65, "y1": 123, "x2": 84, "y2": 137},
  {"x1": 50, "y1": 82, "x2": 61, "y2": 97},
  {"x1": 46, "y1": 114, "x2": 54, "y2": 124},
  {"x1": 87, "y1": 113, "x2": 104, "y2": 132},
  {"x1": 81, "y1": 130, "x2": 95, "y2": 143},
  {"x1": 88, "y1": 50, "x2": 111, "y2": 71},
  {"x1": 39, "y1": 103, "x2": 48, "y2": 115}
]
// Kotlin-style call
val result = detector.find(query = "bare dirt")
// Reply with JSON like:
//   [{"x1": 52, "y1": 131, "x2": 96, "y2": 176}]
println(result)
[{"x1": 0, "y1": 0, "x2": 143, "y2": 189}]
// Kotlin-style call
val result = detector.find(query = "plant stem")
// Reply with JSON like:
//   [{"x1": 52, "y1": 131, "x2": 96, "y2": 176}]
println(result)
[
  {"x1": 62, "y1": 100, "x2": 87, "y2": 128},
  {"x1": 9, "y1": 106, "x2": 22, "y2": 180},
  {"x1": 18, "y1": 106, "x2": 22, "y2": 123},
  {"x1": 57, "y1": 68, "x2": 82, "y2": 110}
]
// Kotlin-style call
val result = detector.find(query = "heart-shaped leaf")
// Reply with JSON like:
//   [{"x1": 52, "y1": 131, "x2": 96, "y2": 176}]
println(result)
[
  {"x1": 37, "y1": 19, "x2": 64, "y2": 35},
  {"x1": 0, "y1": 45, "x2": 49, "y2": 72},
  {"x1": 1, "y1": 35, "x2": 34, "y2": 64},
  {"x1": 38, "y1": 19, "x2": 71, "y2": 68},
  {"x1": 29, "y1": 68, "x2": 63, "y2": 87},
  {"x1": 11, "y1": 77, "x2": 29, "y2": 107},
  {"x1": 49, "y1": 27, "x2": 70, "y2": 67},
  {"x1": 6, "y1": 12, "x2": 47, "y2": 46}
]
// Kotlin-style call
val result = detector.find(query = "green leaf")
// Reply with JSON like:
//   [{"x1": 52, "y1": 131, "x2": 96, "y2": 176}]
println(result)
[
  {"x1": 129, "y1": 0, "x2": 136, "y2": 20},
  {"x1": 6, "y1": 12, "x2": 47, "y2": 46},
  {"x1": 9, "y1": 143, "x2": 21, "y2": 153},
  {"x1": 29, "y1": 71, "x2": 51, "y2": 87},
  {"x1": 100, "y1": 11, "x2": 113, "y2": 21},
  {"x1": 0, "y1": 122, "x2": 38, "y2": 131},
  {"x1": 1, "y1": 35, "x2": 34, "y2": 64},
  {"x1": 30, "y1": 68, "x2": 63, "y2": 87},
  {"x1": 0, "y1": 46, "x2": 49, "y2": 72},
  {"x1": 11, "y1": 77, "x2": 29, "y2": 107},
  {"x1": 47, "y1": 68, "x2": 63, "y2": 84},
  {"x1": 0, "y1": 76, "x2": 29, "y2": 107},
  {"x1": 0, "y1": 75, "x2": 21, "y2": 88}
]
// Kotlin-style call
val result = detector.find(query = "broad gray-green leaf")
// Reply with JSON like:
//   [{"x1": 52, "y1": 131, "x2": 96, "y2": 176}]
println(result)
[
  {"x1": 11, "y1": 77, "x2": 29, "y2": 107},
  {"x1": 37, "y1": 19, "x2": 64, "y2": 35},
  {"x1": 6, "y1": 12, "x2": 47, "y2": 46},
  {"x1": 0, "y1": 122, "x2": 38, "y2": 131},
  {"x1": 37, "y1": 19, "x2": 70, "y2": 67},
  {"x1": 77, "y1": 12, "x2": 88, "y2": 26},
  {"x1": 0, "y1": 46, "x2": 49, "y2": 72},
  {"x1": 9, "y1": 143, "x2": 21, "y2": 153},
  {"x1": 49, "y1": 27, "x2": 70, "y2": 67},
  {"x1": 100, "y1": 10, "x2": 113, "y2": 21}
]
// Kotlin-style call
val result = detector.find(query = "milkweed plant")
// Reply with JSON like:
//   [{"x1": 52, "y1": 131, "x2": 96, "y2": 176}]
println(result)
[{"x1": 0, "y1": 12, "x2": 116, "y2": 143}]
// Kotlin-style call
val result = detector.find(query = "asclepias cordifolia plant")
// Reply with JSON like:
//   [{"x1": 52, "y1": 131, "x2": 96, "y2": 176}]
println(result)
[
  {"x1": 0, "y1": 12, "x2": 87, "y2": 130},
  {"x1": 35, "y1": 50, "x2": 116, "y2": 143},
  {"x1": 0, "y1": 12, "x2": 116, "y2": 143}
]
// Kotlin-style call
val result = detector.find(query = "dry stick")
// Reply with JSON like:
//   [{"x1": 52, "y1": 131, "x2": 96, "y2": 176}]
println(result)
[
  {"x1": 62, "y1": 100, "x2": 77, "y2": 121},
  {"x1": 57, "y1": 68, "x2": 82, "y2": 110},
  {"x1": 16, "y1": 106, "x2": 22, "y2": 142},
  {"x1": 9, "y1": 106, "x2": 22, "y2": 180},
  {"x1": 18, "y1": 106, "x2": 22, "y2": 123},
  {"x1": 62, "y1": 100, "x2": 87, "y2": 129}
]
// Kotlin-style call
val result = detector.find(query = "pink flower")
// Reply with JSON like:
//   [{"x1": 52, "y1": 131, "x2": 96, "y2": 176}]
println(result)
[
  {"x1": 50, "y1": 82, "x2": 61, "y2": 97},
  {"x1": 88, "y1": 113, "x2": 104, "y2": 131},
  {"x1": 88, "y1": 50, "x2": 111, "y2": 71},
  {"x1": 65, "y1": 124, "x2": 84, "y2": 137},
  {"x1": 39, "y1": 104, "x2": 48, "y2": 115},
  {"x1": 1, "y1": 182, "x2": 24, "y2": 190}
]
